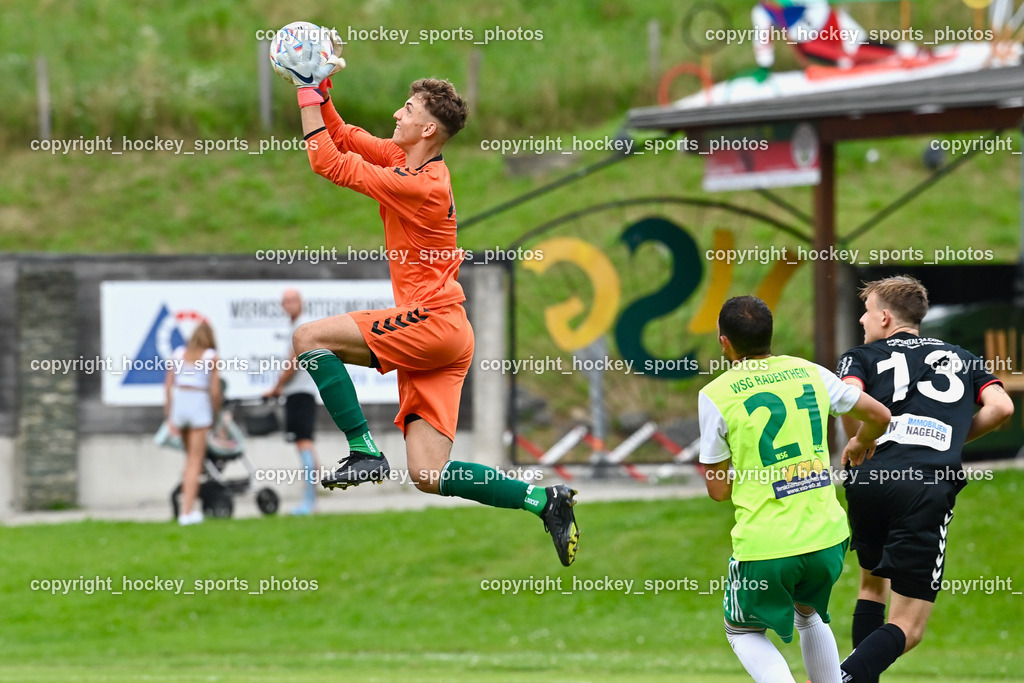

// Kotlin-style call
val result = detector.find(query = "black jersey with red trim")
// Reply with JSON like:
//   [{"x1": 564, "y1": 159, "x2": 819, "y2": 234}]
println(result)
[{"x1": 836, "y1": 332, "x2": 1001, "y2": 473}]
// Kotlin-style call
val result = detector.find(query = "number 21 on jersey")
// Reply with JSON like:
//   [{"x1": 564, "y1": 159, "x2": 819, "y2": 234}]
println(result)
[{"x1": 743, "y1": 383, "x2": 823, "y2": 468}]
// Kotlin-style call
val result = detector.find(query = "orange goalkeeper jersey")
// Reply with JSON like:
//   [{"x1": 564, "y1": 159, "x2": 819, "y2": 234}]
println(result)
[{"x1": 305, "y1": 101, "x2": 466, "y2": 309}]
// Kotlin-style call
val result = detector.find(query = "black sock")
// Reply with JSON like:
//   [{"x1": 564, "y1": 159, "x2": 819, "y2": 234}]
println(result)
[
  {"x1": 840, "y1": 623, "x2": 907, "y2": 683},
  {"x1": 852, "y1": 599, "x2": 886, "y2": 648}
]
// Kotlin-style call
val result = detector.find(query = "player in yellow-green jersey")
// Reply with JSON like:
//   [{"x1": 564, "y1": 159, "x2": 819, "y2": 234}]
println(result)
[{"x1": 698, "y1": 296, "x2": 891, "y2": 683}]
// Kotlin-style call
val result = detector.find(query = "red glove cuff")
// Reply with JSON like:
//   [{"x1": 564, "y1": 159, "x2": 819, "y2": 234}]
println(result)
[{"x1": 297, "y1": 87, "x2": 325, "y2": 108}]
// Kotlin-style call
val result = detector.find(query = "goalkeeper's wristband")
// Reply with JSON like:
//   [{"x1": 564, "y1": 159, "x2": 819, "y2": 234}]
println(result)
[{"x1": 297, "y1": 87, "x2": 325, "y2": 108}]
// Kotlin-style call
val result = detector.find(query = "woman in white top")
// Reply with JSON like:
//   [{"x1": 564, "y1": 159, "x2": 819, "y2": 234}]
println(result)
[{"x1": 163, "y1": 322, "x2": 222, "y2": 525}]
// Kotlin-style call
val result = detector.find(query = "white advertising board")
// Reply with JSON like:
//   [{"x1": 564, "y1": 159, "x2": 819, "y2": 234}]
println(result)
[{"x1": 100, "y1": 280, "x2": 398, "y2": 406}]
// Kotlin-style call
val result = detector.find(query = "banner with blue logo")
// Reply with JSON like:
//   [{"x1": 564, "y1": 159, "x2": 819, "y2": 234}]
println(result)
[{"x1": 100, "y1": 280, "x2": 398, "y2": 406}]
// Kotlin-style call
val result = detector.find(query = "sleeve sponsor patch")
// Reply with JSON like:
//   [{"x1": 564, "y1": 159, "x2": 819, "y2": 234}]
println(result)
[{"x1": 876, "y1": 412, "x2": 952, "y2": 452}]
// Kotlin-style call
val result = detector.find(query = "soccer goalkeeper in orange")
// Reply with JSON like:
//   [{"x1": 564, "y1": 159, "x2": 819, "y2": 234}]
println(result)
[{"x1": 271, "y1": 24, "x2": 580, "y2": 566}]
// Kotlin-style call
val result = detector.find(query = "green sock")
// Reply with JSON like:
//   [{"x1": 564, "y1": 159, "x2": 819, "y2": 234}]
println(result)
[
  {"x1": 439, "y1": 461, "x2": 548, "y2": 516},
  {"x1": 298, "y1": 349, "x2": 381, "y2": 456}
]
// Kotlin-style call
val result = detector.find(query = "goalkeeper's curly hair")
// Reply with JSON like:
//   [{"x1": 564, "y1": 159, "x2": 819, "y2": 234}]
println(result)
[{"x1": 410, "y1": 78, "x2": 468, "y2": 139}]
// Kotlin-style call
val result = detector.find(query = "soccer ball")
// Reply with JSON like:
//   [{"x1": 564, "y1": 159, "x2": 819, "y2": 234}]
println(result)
[{"x1": 268, "y1": 21, "x2": 334, "y2": 84}]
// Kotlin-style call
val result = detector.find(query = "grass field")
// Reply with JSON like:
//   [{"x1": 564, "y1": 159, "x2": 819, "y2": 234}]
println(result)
[{"x1": 2, "y1": 469, "x2": 1021, "y2": 681}]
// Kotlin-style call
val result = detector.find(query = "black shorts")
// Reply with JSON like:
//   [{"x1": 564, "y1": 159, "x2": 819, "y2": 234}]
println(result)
[
  {"x1": 284, "y1": 392, "x2": 316, "y2": 442},
  {"x1": 844, "y1": 471, "x2": 958, "y2": 602}
]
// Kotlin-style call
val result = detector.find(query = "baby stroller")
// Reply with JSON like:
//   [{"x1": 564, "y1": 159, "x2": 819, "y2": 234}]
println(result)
[{"x1": 157, "y1": 398, "x2": 280, "y2": 519}]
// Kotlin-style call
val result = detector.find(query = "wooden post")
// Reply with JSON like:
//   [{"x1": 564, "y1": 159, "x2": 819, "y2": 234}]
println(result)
[
  {"x1": 258, "y1": 39, "x2": 272, "y2": 131},
  {"x1": 813, "y1": 141, "x2": 837, "y2": 369},
  {"x1": 466, "y1": 48, "x2": 482, "y2": 116},
  {"x1": 815, "y1": 141, "x2": 837, "y2": 452},
  {"x1": 36, "y1": 55, "x2": 51, "y2": 140},
  {"x1": 648, "y1": 19, "x2": 661, "y2": 85}
]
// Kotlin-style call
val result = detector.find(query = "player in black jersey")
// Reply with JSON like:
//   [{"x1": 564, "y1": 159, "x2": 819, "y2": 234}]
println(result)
[{"x1": 835, "y1": 276, "x2": 1013, "y2": 683}]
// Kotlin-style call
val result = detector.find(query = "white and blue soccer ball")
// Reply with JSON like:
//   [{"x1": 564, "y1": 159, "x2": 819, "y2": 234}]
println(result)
[{"x1": 268, "y1": 21, "x2": 334, "y2": 84}]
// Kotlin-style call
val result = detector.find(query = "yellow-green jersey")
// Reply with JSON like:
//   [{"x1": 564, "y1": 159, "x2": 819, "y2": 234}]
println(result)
[{"x1": 698, "y1": 355, "x2": 861, "y2": 561}]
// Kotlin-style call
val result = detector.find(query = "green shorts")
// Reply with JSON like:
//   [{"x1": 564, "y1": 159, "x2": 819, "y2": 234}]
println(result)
[{"x1": 723, "y1": 539, "x2": 849, "y2": 643}]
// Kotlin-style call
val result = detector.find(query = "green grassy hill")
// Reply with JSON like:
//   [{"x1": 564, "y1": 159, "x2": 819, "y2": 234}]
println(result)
[
  {"x1": 2, "y1": 0, "x2": 1016, "y2": 255},
  {"x1": 3, "y1": 0, "x2": 1016, "y2": 255},
  {"x1": 2, "y1": 0, "x2": 984, "y2": 146}
]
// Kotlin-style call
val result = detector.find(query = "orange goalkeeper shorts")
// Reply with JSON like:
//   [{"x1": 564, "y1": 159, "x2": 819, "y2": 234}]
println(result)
[{"x1": 350, "y1": 302, "x2": 474, "y2": 441}]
